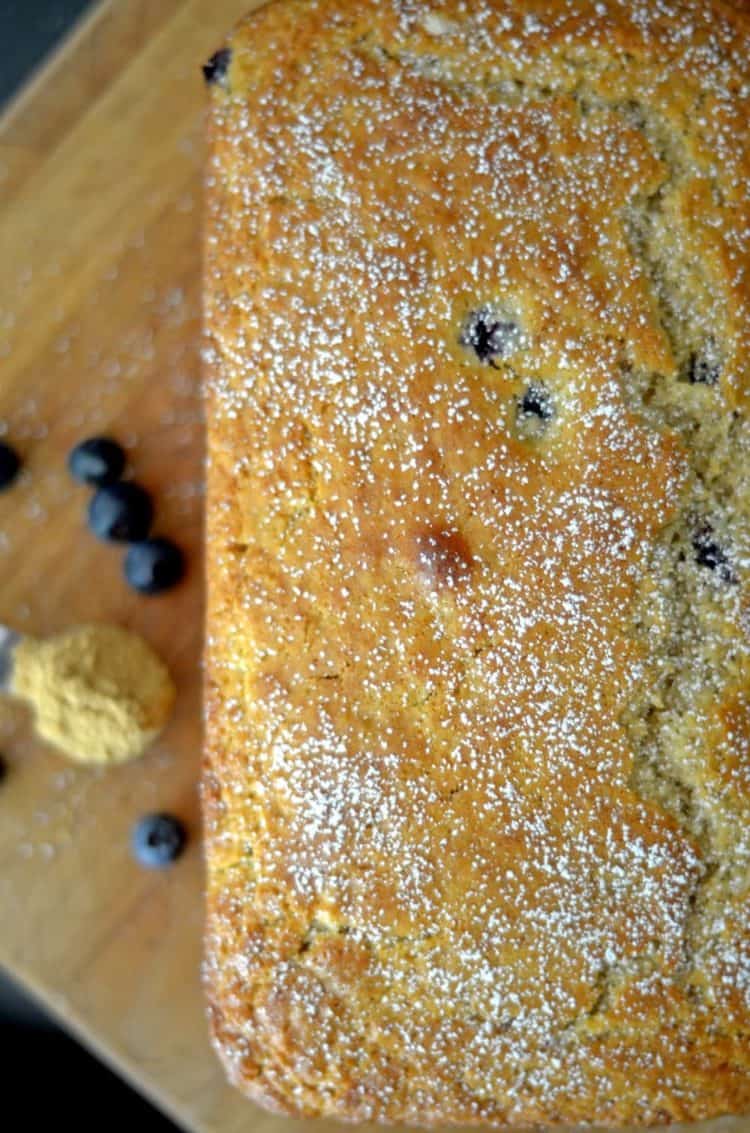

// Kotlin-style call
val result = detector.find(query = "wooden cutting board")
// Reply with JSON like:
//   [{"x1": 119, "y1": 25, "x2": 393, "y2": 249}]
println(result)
[{"x1": 0, "y1": 4, "x2": 748, "y2": 1133}]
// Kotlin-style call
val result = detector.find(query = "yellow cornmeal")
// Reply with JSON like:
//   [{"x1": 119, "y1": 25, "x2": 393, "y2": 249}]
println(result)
[{"x1": 12, "y1": 624, "x2": 175, "y2": 765}]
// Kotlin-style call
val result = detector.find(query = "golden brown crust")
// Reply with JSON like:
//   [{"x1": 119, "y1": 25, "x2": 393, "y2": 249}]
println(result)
[{"x1": 203, "y1": 0, "x2": 750, "y2": 1123}]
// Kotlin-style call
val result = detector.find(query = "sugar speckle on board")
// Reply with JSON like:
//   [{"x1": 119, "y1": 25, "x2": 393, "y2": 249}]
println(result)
[
  {"x1": 203, "y1": 0, "x2": 750, "y2": 1122},
  {"x1": 24, "y1": 499, "x2": 46, "y2": 523},
  {"x1": 39, "y1": 270, "x2": 203, "y2": 442}
]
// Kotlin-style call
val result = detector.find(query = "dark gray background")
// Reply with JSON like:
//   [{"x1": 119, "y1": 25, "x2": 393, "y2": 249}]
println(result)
[
  {"x1": 0, "y1": 0, "x2": 95, "y2": 107},
  {"x1": 1, "y1": 3, "x2": 182, "y2": 1128}
]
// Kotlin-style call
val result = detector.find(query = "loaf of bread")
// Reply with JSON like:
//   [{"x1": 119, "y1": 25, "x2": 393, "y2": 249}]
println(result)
[{"x1": 202, "y1": 0, "x2": 750, "y2": 1123}]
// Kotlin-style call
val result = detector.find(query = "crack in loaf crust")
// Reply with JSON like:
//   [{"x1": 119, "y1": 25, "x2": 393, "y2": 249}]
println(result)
[{"x1": 203, "y1": 0, "x2": 750, "y2": 1123}]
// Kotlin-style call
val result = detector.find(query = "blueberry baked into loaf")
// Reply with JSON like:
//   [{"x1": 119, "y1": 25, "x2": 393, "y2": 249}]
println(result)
[{"x1": 203, "y1": 0, "x2": 750, "y2": 1123}]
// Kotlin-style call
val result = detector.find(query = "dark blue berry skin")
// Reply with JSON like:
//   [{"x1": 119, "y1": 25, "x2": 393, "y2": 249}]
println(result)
[
  {"x1": 689, "y1": 356, "x2": 719, "y2": 385},
  {"x1": 68, "y1": 437, "x2": 126, "y2": 486},
  {"x1": 692, "y1": 524, "x2": 737, "y2": 584},
  {"x1": 132, "y1": 814, "x2": 186, "y2": 869},
  {"x1": 88, "y1": 482, "x2": 153, "y2": 542},
  {"x1": 203, "y1": 47, "x2": 231, "y2": 85},
  {"x1": 520, "y1": 384, "x2": 554, "y2": 421},
  {"x1": 461, "y1": 308, "x2": 518, "y2": 366},
  {"x1": 0, "y1": 754, "x2": 7, "y2": 783},
  {"x1": 0, "y1": 443, "x2": 21, "y2": 491},
  {"x1": 124, "y1": 538, "x2": 185, "y2": 595}
]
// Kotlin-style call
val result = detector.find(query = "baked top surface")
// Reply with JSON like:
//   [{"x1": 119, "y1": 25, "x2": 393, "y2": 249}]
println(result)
[{"x1": 203, "y1": 0, "x2": 750, "y2": 1123}]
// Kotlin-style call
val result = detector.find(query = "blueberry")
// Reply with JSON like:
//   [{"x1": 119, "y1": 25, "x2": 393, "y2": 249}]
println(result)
[
  {"x1": 68, "y1": 437, "x2": 126, "y2": 486},
  {"x1": 132, "y1": 813, "x2": 186, "y2": 869},
  {"x1": 202, "y1": 47, "x2": 232, "y2": 86},
  {"x1": 687, "y1": 342, "x2": 721, "y2": 385},
  {"x1": 692, "y1": 523, "x2": 736, "y2": 584},
  {"x1": 87, "y1": 482, "x2": 153, "y2": 542},
  {"x1": 461, "y1": 308, "x2": 520, "y2": 365},
  {"x1": 125, "y1": 538, "x2": 185, "y2": 595},
  {"x1": 519, "y1": 383, "x2": 554, "y2": 421},
  {"x1": 0, "y1": 754, "x2": 7, "y2": 783},
  {"x1": 0, "y1": 443, "x2": 21, "y2": 491}
]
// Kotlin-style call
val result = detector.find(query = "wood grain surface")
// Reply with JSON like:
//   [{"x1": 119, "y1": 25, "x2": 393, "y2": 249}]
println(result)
[{"x1": 0, "y1": 3, "x2": 748, "y2": 1133}]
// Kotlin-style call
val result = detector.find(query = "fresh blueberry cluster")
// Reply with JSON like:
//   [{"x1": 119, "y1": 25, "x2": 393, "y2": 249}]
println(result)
[
  {"x1": 69, "y1": 437, "x2": 185, "y2": 594},
  {"x1": 0, "y1": 435, "x2": 187, "y2": 860}
]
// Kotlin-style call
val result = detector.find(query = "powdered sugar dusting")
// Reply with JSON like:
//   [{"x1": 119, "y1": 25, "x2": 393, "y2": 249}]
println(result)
[{"x1": 204, "y1": 0, "x2": 750, "y2": 1122}]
